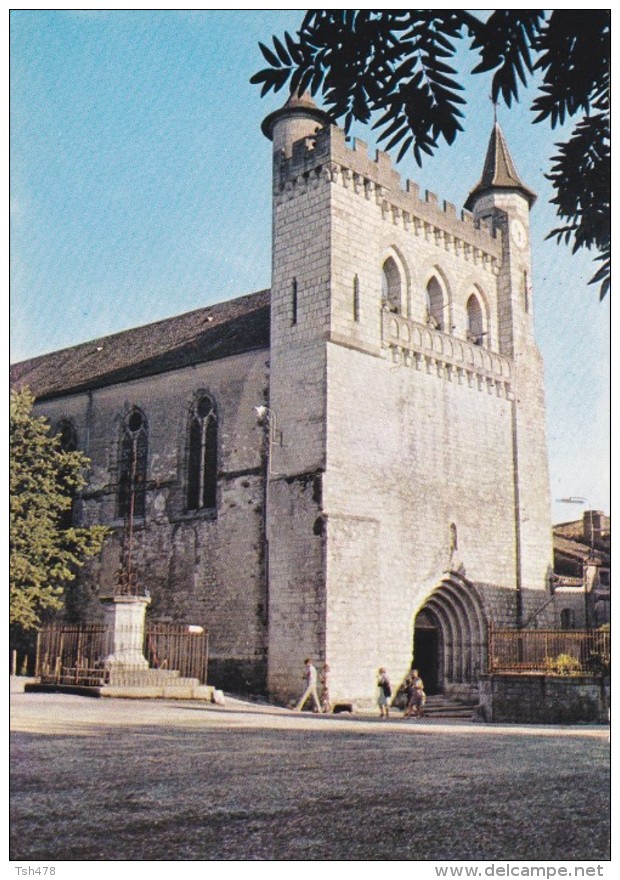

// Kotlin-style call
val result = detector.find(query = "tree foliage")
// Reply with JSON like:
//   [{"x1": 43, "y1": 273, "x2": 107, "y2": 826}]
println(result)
[
  {"x1": 252, "y1": 10, "x2": 610, "y2": 298},
  {"x1": 10, "y1": 387, "x2": 109, "y2": 631}
]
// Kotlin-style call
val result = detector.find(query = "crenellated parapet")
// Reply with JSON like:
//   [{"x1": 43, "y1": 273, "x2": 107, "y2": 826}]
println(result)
[
  {"x1": 381, "y1": 310, "x2": 513, "y2": 398},
  {"x1": 274, "y1": 124, "x2": 503, "y2": 272}
]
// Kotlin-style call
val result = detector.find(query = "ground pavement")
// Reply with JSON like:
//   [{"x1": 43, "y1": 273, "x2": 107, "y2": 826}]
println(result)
[{"x1": 9, "y1": 681, "x2": 610, "y2": 861}]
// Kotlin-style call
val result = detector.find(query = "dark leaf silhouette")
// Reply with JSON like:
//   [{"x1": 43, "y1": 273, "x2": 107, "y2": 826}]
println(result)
[{"x1": 252, "y1": 10, "x2": 610, "y2": 298}]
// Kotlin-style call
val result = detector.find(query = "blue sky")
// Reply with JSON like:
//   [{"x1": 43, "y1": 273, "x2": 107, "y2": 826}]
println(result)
[{"x1": 10, "y1": 9, "x2": 610, "y2": 524}]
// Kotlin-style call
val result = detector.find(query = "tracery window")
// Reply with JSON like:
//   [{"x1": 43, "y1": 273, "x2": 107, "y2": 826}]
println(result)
[
  {"x1": 187, "y1": 394, "x2": 218, "y2": 512},
  {"x1": 56, "y1": 419, "x2": 78, "y2": 528},
  {"x1": 382, "y1": 257, "x2": 402, "y2": 314},
  {"x1": 57, "y1": 419, "x2": 78, "y2": 453},
  {"x1": 117, "y1": 408, "x2": 148, "y2": 520}
]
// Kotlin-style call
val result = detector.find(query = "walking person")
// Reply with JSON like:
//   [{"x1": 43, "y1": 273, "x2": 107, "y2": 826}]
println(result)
[
  {"x1": 320, "y1": 663, "x2": 331, "y2": 714},
  {"x1": 377, "y1": 667, "x2": 392, "y2": 719},
  {"x1": 403, "y1": 670, "x2": 416, "y2": 718},
  {"x1": 295, "y1": 658, "x2": 321, "y2": 712},
  {"x1": 409, "y1": 669, "x2": 426, "y2": 718}
]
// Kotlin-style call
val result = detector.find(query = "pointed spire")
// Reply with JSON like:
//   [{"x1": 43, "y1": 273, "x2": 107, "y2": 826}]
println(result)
[{"x1": 464, "y1": 123, "x2": 536, "y2": 211}]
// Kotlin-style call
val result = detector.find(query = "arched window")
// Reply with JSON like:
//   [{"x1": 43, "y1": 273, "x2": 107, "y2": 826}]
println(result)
[
  {"x1": 426, "y1": 277, "x2": 445, "y2": 330},
  {"x1": 382, "y1": 257, "x2": 402, "y2": 314},
  {"x1": 118, "y1": 408, "x2": 148, "y2": 520},
  {"x1": 466, "y1": 294, "x2": 484, "y2": 345},
  {"x1": 56, "y1": 419, "x2": 78, "y2": 528},
  {"x1": 187, "y1": 394, "x2": 218, "y2": 512},
  {"x1": 56, "y1": 419, "x2": 78, "y2": 453}
]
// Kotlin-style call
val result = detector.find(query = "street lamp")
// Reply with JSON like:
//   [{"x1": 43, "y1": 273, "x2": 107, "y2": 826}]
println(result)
[{"x1": 254, "y1": 405, "x2": 282, "y2": 472}]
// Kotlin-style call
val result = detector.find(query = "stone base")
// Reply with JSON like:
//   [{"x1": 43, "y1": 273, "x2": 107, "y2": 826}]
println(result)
[{"x1": 478, "y1": 673, "x2": 610, "y2": 724}]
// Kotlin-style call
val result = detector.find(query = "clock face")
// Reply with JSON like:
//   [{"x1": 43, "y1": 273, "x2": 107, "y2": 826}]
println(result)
[{"x1": 511, "y1": 218, "x2": 527, "y2": 249}]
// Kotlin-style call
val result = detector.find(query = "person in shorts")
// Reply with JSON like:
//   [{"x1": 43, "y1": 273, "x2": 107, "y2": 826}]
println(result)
[{"x1": 377, "y1": 667, "x2": 392, "y2": 719}]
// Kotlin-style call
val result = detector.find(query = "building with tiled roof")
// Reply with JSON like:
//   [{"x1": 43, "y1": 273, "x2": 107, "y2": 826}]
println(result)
[{"x1": 12, "y1": 95, "x2": 560, "y2": 704}]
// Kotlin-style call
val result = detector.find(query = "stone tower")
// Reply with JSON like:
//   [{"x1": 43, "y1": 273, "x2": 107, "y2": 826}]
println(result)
[{"x1": 263, "y1": 96, "x2": 553, "y2": 705}]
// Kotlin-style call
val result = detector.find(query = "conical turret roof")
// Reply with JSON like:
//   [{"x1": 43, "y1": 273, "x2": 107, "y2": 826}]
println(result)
[
  {"x1": 261, "y1": 91, "x2": 331, "y2": 140},
  {"x1": 464, "y1": 123, "x2": 536, "y2": 210}
]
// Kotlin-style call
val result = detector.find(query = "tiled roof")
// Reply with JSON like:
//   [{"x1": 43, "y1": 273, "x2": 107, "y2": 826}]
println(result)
[
  {"x1": 465, "y1": 123, "x2": 537, "y2": 210},
  {"x1": 10, "y1": 288, "x2": 271, "y2": 401}
]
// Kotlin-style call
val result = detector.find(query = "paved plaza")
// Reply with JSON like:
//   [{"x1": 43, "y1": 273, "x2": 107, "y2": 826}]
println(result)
[{"x1": 10, "y1": 682, "x2": 610, "y2": 861}]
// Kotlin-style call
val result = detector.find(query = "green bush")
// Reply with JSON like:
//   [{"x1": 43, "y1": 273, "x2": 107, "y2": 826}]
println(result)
[{"x1": 545, "y1": 653, "x2": 582, "y2": 676}]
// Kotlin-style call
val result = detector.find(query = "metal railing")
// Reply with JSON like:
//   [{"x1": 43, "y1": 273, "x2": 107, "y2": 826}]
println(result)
[
  {"x1": 488, "y1": 626, "x2": 610, "y2": 675},
  {"x1": 35, "y1": 622, "x2": 209, "y2": 686}
]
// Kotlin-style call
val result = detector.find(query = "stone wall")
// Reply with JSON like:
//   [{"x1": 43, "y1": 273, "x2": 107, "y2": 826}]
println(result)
[
  {"x1": 479, "y1": 674, "x2": 610, "y2": 724},
  {"x1": 266, "y1": 118, "x2": 554, "y2": 703},
  {"x1": 33, "y1": 348, "x2": 270, "y2": 693}
]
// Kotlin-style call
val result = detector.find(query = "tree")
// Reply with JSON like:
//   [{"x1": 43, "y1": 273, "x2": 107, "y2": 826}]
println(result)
[
  {"x1": 252, "y1": 10, "x2": 610, "y2": 299},
  {"x1": 10, "y1": 387, "x2": 109, "y2": 632}
]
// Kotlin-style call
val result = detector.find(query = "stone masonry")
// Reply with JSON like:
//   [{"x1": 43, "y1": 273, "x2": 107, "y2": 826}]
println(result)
[{"x1": 12, "y1": 93, "x2": 554, "y2": 705}]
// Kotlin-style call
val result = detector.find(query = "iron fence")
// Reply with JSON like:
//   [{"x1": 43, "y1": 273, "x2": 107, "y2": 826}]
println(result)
[
  {"x1": 488, "y1": 626, "x2": 610, "y2": 675},
  {"x1": 35, "y1": 622, "x2": 209, "y2": 686}
]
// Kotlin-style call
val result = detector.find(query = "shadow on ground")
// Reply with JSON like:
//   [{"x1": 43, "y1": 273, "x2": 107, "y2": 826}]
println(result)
[{"x1": 10, "y1": 718, "x2": 610, "y2": 861}]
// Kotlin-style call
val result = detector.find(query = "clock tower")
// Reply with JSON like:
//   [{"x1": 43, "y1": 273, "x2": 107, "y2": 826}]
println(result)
[
  {"x1": 465, "y1": 122, "x2": 552, "y2": 608},
  {"x1": 465, "y1": 121, "x2": 536, "y2": 359}
]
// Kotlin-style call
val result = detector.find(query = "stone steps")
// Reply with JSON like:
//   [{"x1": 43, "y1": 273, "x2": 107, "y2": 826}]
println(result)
[
  {"x1": 29, "y1": 665, "x2": 215, "y2": 701},
  {"x1": 420, "y1": 695, "x2": 479, "y2": 720},
  {"x1": 102, "y1": 666, "x2": 211, "y2": 699}
]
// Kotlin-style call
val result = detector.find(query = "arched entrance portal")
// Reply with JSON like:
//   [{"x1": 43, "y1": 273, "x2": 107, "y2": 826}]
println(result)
[{"x1": 413, "y1": 575, "x2": 488, "y2": 698}]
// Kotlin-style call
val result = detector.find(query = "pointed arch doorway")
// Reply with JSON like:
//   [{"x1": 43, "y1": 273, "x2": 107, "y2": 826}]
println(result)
[{"x1": 413, "y1": 575, "x2": 488, "y2": 698}]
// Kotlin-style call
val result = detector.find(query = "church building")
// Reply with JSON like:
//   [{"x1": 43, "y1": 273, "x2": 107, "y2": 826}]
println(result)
[{"x1": 11, "y1": 93, "x2": 555, "y2": 705}]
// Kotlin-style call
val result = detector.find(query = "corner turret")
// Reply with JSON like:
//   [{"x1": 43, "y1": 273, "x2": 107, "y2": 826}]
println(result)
[
  {"x1": 465, "y1": 122, "x2": 536, "y2": 212},
  {"x1": 262, "y1": 91, "x2": 331, "y2": 157}
]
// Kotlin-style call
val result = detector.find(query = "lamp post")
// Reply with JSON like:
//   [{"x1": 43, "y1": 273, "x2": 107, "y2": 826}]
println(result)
[
  {"x1": 254, "y1": 405, "x2": 282, "y2": 474},
  {"x1": 555, "y1": 496, "x2": 592, "y2": 629}
]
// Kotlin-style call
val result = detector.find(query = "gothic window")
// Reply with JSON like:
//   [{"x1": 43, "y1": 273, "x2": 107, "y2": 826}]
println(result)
[
  {"x1": 187, "y1": 394, "x2": 218, "y2": 512},
  {"x1": 56, "y1": 419, "x2": 78, "y2": 453},
  {"x1": 560, "y1": 608, "x2": 575, "y2": 630},
  {"x1": 426, "y1": 277, "x2": 445, "y2": 330},
  {"x1": 353, "y1": 274, "x2": 360, "y2": 322},
  {"x1": 117, "y1": 408, "x2": 148, "y2": 520},
  {"x1": 291, "y1": 278, "x2": 298, "y2": 325},
  {"x1": 466, "y1": 294, "x2": 484, "y2": 345},
  {"x1": 56, "y1": 419, "x2": 78, "y2": 528},
  {"x1": 382, "y1": 257, "x2": 402, "y2": 314}
]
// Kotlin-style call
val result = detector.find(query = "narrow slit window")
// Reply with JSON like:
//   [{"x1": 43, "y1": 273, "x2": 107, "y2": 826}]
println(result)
[
  {"x1": 523, "y1": 271, "x2": 530, "y2": 314},
  {"x1": 292, "y1": 278, "x2": 298, "y2": 325},
  {"x1": 353, "y1": 274, "x2": 360, "y2": 322}
]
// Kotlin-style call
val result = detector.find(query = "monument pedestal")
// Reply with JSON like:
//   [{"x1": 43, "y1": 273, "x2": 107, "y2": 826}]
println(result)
[{"x1": 100, "y1": 595, "x2": 151, "y2": 669}]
